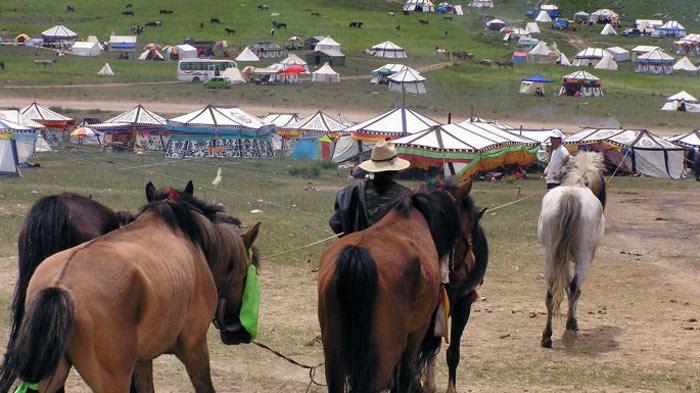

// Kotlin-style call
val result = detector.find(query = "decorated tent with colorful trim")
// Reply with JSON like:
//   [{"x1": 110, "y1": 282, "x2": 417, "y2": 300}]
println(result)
[
  {"x1": 667, "y1": 130, "x2": 700, "y2": 148},
  {"x1": 346, "y1": 106, "x2": 440, "y2": 142},
  {"x1": 20, "y1": 102, "x2": 74, "y2": 128},
  {"x1": 165, "y1": 106, "x2": 274, "y2": 159},
  {"x1": 393, "y1": 121, "x2": 538, "y2": 178},
  {"x1": 565, "y1": 128, "x2": 685, "y2": 179},
  {"x1": 90, "y1": 105, "x2": 168, "y2": 151},
  {"x1": 278, "y1": 111, "x2": 348, "y2": 138}
]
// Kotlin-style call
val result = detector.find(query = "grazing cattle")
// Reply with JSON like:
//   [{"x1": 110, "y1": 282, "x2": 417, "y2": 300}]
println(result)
[
  {"x1": 480, "y1": 57, "x2": 492, "y2": 66},
  {"x1": 257, "y1": 4, "x2": 268, "y2": 10},
  {"x1": 388, "y1": 12, "x2": 395, "y2": 17},
  {"x1": 145, "y1": 20, "x2": 162, "y2": 27},
  {"x1": 395, "y1": 24, "x2": 400, "y2": 31},
  {"x1": 450, "y1": 51, "x2": 474, "y2": 61},
  {"x1": 33, "y1": 59, "x2": 56, "y2": 67},
  {"x1": 349, "y1": 21, "x2": 363, "y2": 28},
  {"x1": 130, "y1": 24, "x2": 144, "y2": 34},
  {"x1": 273, "y1": 21, "x2": 286, "y2": 28},
  {"x1": 225, "y1": 27, "x2": 236, "y2": 35},
  {"x1": 125, "y1": 3, "x2": 132, "y2": 8},
  {"x1": 199, "y1": 22, "x2": 204, "y2": 28},
  {"x1": 495, "y1": 60, "x2": 514, "y2": 68},
  {"x1": 210, "y1": 17, "x2": 221, "y2": 23},
  {"x1": 159, "y1": 9, "x2": 174, "y2": 14},
  {"x1": 0, "y1": 62, "x2": 5, "y2": 71},
  {"x1": 418, "y1": 19, "x2": 430, "y2": 25},
  {"x1": 311, "y1": 11, "x2": 321, "y2": 17},
  {"x1": 65, "y1": 5, "x2": 75, "y2": 12},
  {"x1": 122, "y1": 10, "x2": 134, "y2": 16}
]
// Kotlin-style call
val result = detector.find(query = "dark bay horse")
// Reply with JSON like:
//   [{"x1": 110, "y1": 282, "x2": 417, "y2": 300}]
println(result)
[
  {"x1": 441, "y1": 178, "x2": 489, "y2": 393},
  {"x1": 318, "y1": 189, "x2": 461, "y2": 393},
  {"x1": 2, "y1": 186, "x2": 260, "y2": 392},
  {"x1": 538, "y1": 151, "x2": 606, "y2": 348},
  {"x1": 0, "y1": 192, "x2": 135, "y2": 392}
]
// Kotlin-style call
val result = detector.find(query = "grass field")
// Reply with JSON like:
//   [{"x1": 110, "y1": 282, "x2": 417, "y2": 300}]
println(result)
[{"x1": 2, "y1": 0, "x2": 700, "y2": 130}]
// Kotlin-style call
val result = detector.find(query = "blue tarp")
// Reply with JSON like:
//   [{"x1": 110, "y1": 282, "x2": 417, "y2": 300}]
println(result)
[{"x1": 522, "y1": 74, "x2": 555, "y2": 83}]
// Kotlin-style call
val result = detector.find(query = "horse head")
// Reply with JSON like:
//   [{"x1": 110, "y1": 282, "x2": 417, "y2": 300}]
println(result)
[{"x1": 145, "y1": 180, "x2": 194, "y2": 203}]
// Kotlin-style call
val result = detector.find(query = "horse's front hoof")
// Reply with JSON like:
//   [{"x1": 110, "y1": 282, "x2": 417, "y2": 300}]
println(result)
[
  {"x1": 562, "y1": 329, "x2": 577, "y2": 347},
  {"x1": 541, "y1": 337, "x2": 552, "y2": 348}
]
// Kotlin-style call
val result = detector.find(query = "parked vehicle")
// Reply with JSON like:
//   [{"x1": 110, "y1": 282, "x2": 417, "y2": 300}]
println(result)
[
  {"x1": 177, "y1": 59, "x2": 237, "y2": 82},
  {"x1": 204, "y1": 77, "x2": 232, "y2": 89},
  {"x1": 621, "y1": 28, "x2": 642, "y2": 37}
]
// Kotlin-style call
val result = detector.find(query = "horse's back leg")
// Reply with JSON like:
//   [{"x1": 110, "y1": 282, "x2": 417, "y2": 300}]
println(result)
[
  {"x1": 174, "y1": 335, "x2": 215, "y2": 393},
  {"x1": 541, "y1": 289, "x2": 554, "y2": 348},
  {"x1": 446, "y1": 292, "x2": 475, "y2": 393}
]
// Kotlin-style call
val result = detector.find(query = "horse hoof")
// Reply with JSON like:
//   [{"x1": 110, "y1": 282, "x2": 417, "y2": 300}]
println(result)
[
  {"x1": 541, "y1": 337, "x2": 552, "y2": 348},
  {"x1": 562, "y1": 329, "x2": 577, "y2": 347}
]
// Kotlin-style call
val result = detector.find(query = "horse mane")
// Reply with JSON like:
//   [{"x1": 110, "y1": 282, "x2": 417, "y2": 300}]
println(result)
[
  {"x1": 393, "y1": 189, "x2": 461, "y2": 260},
  {"x1": 562, "y1": 151, "x2": 605, "y2": 190}
]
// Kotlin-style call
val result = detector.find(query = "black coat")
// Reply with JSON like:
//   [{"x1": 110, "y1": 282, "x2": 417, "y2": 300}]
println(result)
[{"x1": 329, "y1": 182, "x2": 369, "y2": 236}]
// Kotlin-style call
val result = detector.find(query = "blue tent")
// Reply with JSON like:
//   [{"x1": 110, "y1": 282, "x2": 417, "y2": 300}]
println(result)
[
  {"x1": 292, "y1": 134, "x2": 333, "y2": 160},
  {"x1": 522, "y1": 74, "x2": 555, "y2": 83}
]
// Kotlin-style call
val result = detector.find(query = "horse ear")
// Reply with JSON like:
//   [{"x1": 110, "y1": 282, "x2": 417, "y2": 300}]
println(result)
[
  {"x1": 478, "y1": 207, "x2": 488, "y2": 219},
  {"x1": 184, "y1": 180, "x2": 194, "y2": 195},
  {"x1": 455, "y1": 177, "x2": 473, "y2": 201},
  {"x1": 145, "y1": 182, "x2": 156, "y2": 202},
  {"x1": 241, "y1": 222, "x2": 261, "y2": 251}
]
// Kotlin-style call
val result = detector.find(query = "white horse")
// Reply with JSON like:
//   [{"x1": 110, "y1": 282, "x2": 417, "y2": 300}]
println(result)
[{"x1": 537, "y1": 151, "x2": 606, "y2": 348}]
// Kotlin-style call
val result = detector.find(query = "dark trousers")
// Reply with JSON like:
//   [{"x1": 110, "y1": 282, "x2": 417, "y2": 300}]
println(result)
[{"x1": 547, "y1": 183, "x2": 560, "y2": 190}]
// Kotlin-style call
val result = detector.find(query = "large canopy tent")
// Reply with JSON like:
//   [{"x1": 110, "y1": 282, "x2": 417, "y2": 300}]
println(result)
[
  {"x1": 263, "y1": 112, "x2": 300, "y2": 152},
  {"x1": 314, "y1": 36, "x2": 342, "y2": 52},
  {"x1": 535, "y1": 11, "x2": 552, "y2": 23},
  {"x1": 485, "y1": 19, "x2": 506, "y2": 30},
  {"x1": 527, "y1": 41, "x2": 554, "y2": 64},
  {"x1": 388, "y1": 68, "x2": 427, "y2": 97},
  {"x1": 393, "y1": 121, "x2": 538, "y2": 179},
  {"x1": 278, "y1": 111, "x2": 348, "y2": 141},
  {"x1": 90, "y1": 105, "x2": 169, "y2": 151},
  {"x1": 165, "y1": 106, "x2": 274, "y2": 159},
  {"x1": 572, "y1": 47, "x2": 605, "y2": 67},
  {"x1": 20, "y1": 102, "x2": 75, "y2": 145},
  {"x1": 667, "y1": 130, "x2": 700, "y2": 148},
  {"x1": 674, "y1": 34, "x2": 700, "y2": 56},
  {"x1": 559, "y1": 70, "x2": 603, "y2": 97},
  {"x1": 41, "y1": 25, "x2": 78, "y2": 47},
  {"x1": 519, "y1": 74, "x2": 554, "y2": 95},
  {"x1": 565, "y1": 128, "x2": 686, "y2": 179},
  {"x1": 635, "y1": 48, "x2": 674, "y2": 75},
  {"x1": 659, "y1": 21, "x2": 686, "y2": 38},
  {"x1": 346, "y1": 106, "x2": 441, "y2": 142},
  {"x1": 661, "y1": 91, "x2": 700, "y2": 112},
  {"x1": 369, "y1": 41, "x2": 408, "y2": 59}
]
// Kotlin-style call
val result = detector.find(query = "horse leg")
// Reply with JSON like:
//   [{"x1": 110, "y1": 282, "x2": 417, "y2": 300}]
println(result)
[
  {"x1": 566, "y1": 275, "x2": 581, "y2": 332},
  {"x1": 175, "y1": 337, "x2": 215, "y2": 393},
  {"x1": 446, "y1": 292, "x2": 475, "y2": 393},
  {"x1": 541, "y1": 289, "x2": 554, "y2": 348},
  {"x1": 132, "y1": 360, "x2": 154, "y2": 393}
]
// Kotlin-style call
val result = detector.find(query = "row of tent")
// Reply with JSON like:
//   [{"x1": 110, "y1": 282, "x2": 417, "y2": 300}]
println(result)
[{"x1": 3, "y1": 102, "x2": 696, "y2": 180}]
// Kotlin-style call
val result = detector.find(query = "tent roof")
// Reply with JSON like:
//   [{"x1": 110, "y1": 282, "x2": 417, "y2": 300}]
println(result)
[
  {"x1": 262, "y1": 113, "x2": 300, "y2": 128},
  {"x1": 635, "y1": 48, "x2": 674, "y2": 63},
  {"x1": 526, "y1": 22, "x2": 540, "y2": 34},
  {"x1": 660, "y1": 20, "x2": 685, "y2": 30},
  {"x1": 0, "y1": 119, "x2": 34, "y2": 132},
  {"x1": 371, "y1": 64, "x2": 416, "y2": 75},
  {"x1": 98, "y1": 63, "x2": 114, "y2": 76},
  {"x1": 315, "y1": 36, "x2": 340, "y2": 48},
  {"x1": 631, "y1": 45, "x2": 659, "y2": 53},
  {"x1": 522, "y1": 74, "x2": 554, "y2": 83},
  {"x1": 668, "y1": 130, "x2": 700, "y2": 148},
  {"x1": 575, "y1": 47, "x2": 605, "y2": 59},
  {"x1": 666, "y1": 91, "x2": 699, "y2": 103},
  {"x1": 314, "y1": 62, "x2": 339, "y2": 75},
  {"x1": 284, "y1": 111, "x2": 348, "y2": 134},
  {"x1": 167, "y1": 106, "x2": 273, "y2": 133},
  {"x1": 600, "y1": 24, "x2": 617, "y2": 35},
  {"x1": 279, "y1": 53, "x2": 308, "y2": 66},
  {"x1": 528, "y1": 41, "x2": 551, "y2": 56},
  {"x1": 372, "y1": 41, "x2": 404, "y2": 51},
  {"x1": 558, "y1": 53, "x2": 571, "y2": 66},
  {"x1": 0, "y1": 110, "x2": 45, "y2": 129},
  {"x1": 42, "y1": 25, "x2": 78, "y2": 39},
  {"x1": 393, "y1": 122, "x2": 535, "y2": 153},
  {"x1": 606, "y1": 46, "x2": 629, "y2": 55},
  {"x1": 102, "y1": 105, "x2": 166, "y2": 126},
  {"x1": 566, "y1": 128, "x2": 684, "y2": 150},
  {"x1": 71, "y1": 41, "x2": 98, "y2": 49},
  {"x1": 345, "y1": 106, "x2": 440, "y2": 139},
  {"x1": 594, "y1": 54, "x2": 618, "y2": 70},
  {"x1": 236, "y1": 47, "x2": 260, "y2": 62},
  {"x1": 20, "y1": 102, "x2": 74, "y2": 122},
  {"x1": 591, "y1": 9, "x2": 618, "y2": 17},
  {"x1": 387, "y1": 68, "x2": 425, "y2": 83},
  {"x1": 535, "y1": 11, "x2": 552, "y2": 22},
  {"x1": 221, "y1": 67, "x2": 247, "y2": 83},
  {"x1": 562, "y1": 70, "x2": 600, "y2": 81},
  {"x1": 673, "y1": 57, "x2": 698, "y2": 71}
]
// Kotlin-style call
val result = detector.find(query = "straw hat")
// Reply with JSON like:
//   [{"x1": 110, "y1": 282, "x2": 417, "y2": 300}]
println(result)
[{"x1": 359, "y1": 140, "x2": 410, "y2": 173}]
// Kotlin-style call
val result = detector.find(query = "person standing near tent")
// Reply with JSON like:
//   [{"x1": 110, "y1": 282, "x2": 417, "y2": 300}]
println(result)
[
  {"x1": 694, "y1": 148, "x2": 700, "y2": 181},
  {"x1": 329, "y1": 140, "x2": 411, "y2": 236},
  {"x1": 543, "y1": 130, "x2": 570, "y2": 189}
]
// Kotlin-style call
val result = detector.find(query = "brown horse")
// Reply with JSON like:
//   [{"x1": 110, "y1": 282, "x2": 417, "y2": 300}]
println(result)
[
  {"x1": 2, "y1": 186, "x2": 260, "y2": 392},
  {"x1": 318, "y1": 188, "x2": 462, "y2": 393}
]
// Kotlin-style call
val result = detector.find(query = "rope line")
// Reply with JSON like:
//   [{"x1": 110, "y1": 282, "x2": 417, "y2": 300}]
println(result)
[
  {"x1": 261, "y1": 233, "x2": 342, "y2": 260},
  {"x1": 252, "y1": 341, "x2": 325, "y2": 391}
]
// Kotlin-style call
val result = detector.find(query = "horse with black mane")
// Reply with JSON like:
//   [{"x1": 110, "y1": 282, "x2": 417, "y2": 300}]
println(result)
[
  {"x1": 0, "y1": 183, "x2": 260, "y2": 392},
  {"x1": 318, "y1": 187, "x2": 462, "y2": 392}
]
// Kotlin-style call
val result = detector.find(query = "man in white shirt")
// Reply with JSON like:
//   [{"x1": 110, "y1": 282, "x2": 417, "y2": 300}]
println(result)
[{"x1": 543, "y1": 130, "x2": 570, "y2": 190}]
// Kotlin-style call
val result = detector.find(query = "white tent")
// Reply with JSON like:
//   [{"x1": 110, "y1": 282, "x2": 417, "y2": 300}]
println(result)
[
  {"x1": 659, "y1": 20, "x2": 686, "y2": 38},
  {"x1": 312, "y1": 62, "x2": 340, "y2": 83},
  {"x1": 572, "y1": 47, "x2": 605, "y2": 67},
  {"x1": 672, "y1": 57, "x2": 698, "y2": 72},
  {"x1": 635, "y1": 48, "x2": 675, "y2": 74},
  {"x1": 589, "y1": 9, "x2": 618, "y2": 24},
  {"x1": 557, "y1": 53, "x2": 572, "y2": 66},
  {"x1": 606, "y1": 47, "x2": 630, "y2": 62},
  {"x1": 635, "y1": 19, "x2": 662, "y2": 31},
  {"x1": 41, "y1": 24, "x2": 78, "y2": 46},
  {"x1": 468, "y1": 0, "x2": 493, "y2": 8},
  {"x1": 175, "y1": 44, "x2": 198, "y2": 59},
  {"x1": 0, "y1": 110, "x2": 45, "y2": 129},
  {"x1": 236, "y1": 47, "x2": 260, "y2": 62},
  {"x1": 600, "y1": 23, "x2": 617, "y2": 36},
  {"x1": 566, "y1": 128, "x2": 685, "y2": 179},
  {"x1": 0, "y1": 136, "x2": 20, "y2": 178},
  {"x1": 370, "y1": 41, "x2": 407, "y2": 59},
  {"x1": 278, "y1": 53, "x2": 310, "y2": 72},
  {"x1": 526, "y1": 22, "x2": 540, "y2": 34},
  {"x1": 345, "y1": 106, "x2": 441, "y2": 141},
  {"x1": 98, "y1": 63, "x2": 115, "y2": 76},
  {"x1": 263, "y1": 113, "x2": 301, "y2": 152},
  {"x1": 370, "y1": 64, "x2": 417, "y2": 84},
  {"x1": 138, "y1": 49, "x2": 165, "y2": 61},
  {"x1": 388, "y1": 68, "x2": 426, "y2": 95},
  {"x1": 86, "y1": 35, "x2": 104, "y2": 51},
  {"x1": 559, "y1": 70, "x2": 603, "y2": 97},
  {"x1": 528, "y1": 41, "x2": 551, "y2": 56},
  {"x1": 403, "y1": 0, "x2": 435, "y2": 12},
  {"x1": 661, "y1": 91, "x2": 700, "y2": 112},
  {"x1": 71, "y1": 41, "x2": 100, "y2": 56},
  {"x1": 315, "y1": 36, "x2": 341, "y2": 52},
  {"x1": 667, "y1": 130, "x2": 700, "y2": 148},
  {"x1": 535, "y1": 11, "x2": 552, "y2": 23},
  {"x1": 594, "y1": 54, "x2": 618, "y2": 71},
  {"x1": 221, "y1": 67, "x2": 247, "y2": 84},
  {"x1": 281, "y1": 111, "x2": 349, "y2": 136},
  {"x1": 331, "y1": 136, "x2": 374, "y2": 163}
]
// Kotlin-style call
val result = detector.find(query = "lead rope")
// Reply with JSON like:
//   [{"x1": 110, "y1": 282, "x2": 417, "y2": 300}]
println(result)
[{"x1": 251, "y1": 340, "x2": 326, "y2": 391}]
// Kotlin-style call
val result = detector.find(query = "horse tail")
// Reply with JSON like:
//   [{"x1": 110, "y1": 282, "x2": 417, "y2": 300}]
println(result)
[
  {"x1": 550, "y1": 192, "x2": 581, "y2": 314},
  {"x1": 9, "y1": 287, "x2": 75, "y2": 385},
  {"x1": 0, "y1": 196, "x2": 77, "y2": 392},
  {"x1": 334, "y1": 245, "x2": 378, "y2": 393}
]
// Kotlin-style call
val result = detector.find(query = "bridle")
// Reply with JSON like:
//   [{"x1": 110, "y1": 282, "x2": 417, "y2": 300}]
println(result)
[{"x1": 213, "y1": 247, "x2": 254, "y2": 334}]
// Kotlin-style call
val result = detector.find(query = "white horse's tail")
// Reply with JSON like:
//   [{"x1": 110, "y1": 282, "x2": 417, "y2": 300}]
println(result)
[{"x1": 550, "y1": 192, "x2": 581, "y2": 315}]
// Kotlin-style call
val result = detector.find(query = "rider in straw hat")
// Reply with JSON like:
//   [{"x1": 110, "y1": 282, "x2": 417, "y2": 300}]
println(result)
[{"x1": 329, "y1": 140, "x2": 411, "y2": 236}]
